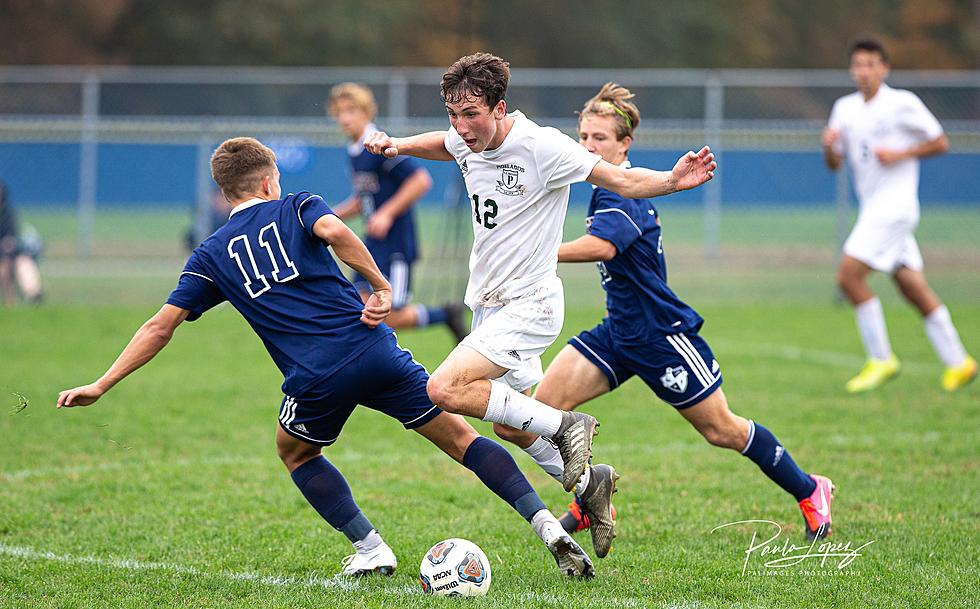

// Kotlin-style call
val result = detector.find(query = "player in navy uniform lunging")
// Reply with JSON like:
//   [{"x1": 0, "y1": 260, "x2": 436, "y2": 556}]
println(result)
[
  {"x1": 492, "y1": 85, "x2": 836, "y2": 542},
  {"x1": 327, "y1": 83, "x2": 467, "y2": 342},
  {"x1": 57, "y1": 137, "x2": 596, "y2": 578}
]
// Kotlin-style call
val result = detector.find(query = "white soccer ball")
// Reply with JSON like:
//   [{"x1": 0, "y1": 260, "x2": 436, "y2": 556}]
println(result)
[{"x1": 418, "y1": 538, "x2": 492, "y2": 597}]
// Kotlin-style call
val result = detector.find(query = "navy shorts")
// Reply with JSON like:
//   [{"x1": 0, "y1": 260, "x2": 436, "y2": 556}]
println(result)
[
  {"x1": 353, "y1": 253, "x2": 413, "y2": 309},
  {"x1": 569, "y1": 319, "x2": 723, "y2": 409},
  {"x1": 278, "y1": 333, "x2": 441, "y2": 446}
]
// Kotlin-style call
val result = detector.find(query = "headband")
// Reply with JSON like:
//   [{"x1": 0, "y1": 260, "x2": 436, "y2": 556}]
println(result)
[{"x1": 601, "y1": 101, "x2": 633, "y2": 130}]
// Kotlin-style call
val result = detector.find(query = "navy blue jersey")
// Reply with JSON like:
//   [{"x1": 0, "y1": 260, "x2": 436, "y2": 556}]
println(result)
[
  {"x1": 348, "y1": 128, "x2": 422, "y2": 264},
  {"x1": 166, "y1": 191, "x2": 392, "y2": 398},
  {"x1": 586, "y1": 185, "x2": 703, "y2": 344}
]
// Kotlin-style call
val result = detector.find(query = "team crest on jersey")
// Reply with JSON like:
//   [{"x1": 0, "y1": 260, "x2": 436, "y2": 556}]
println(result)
[
  {"x1": 495, "y1": 163, "x2": 527, "y2": 196},
  {"x1": 660, "y1": 366, "x2": 688, "y2": 393},
  {"x1": 426, "y1": 541, "x2": 455, "y2": 565},
  {"x1": 457, "y1": 552, "x2": 487, "y2": 584}
]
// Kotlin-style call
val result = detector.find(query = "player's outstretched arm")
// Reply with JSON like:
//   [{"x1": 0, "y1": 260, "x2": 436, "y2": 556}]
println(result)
[
  {"x1": 312, "y1": 214, "x2": 392, "y2": 328},
  {"x1": 558, "y1": 235, "x2": 617, "y2": 263},
  {"x1": 56, "y1": 304, "x2": 190, "y2": 408},
  {"x1": 586, "y1": 146, "x2": 716, "y2": 199},
  {"x1": 364, "y1": 130, "x2": 454, "y2": 161},
  {"x1": 366, "y1": 168, "x2": 433, "y2": 239}
]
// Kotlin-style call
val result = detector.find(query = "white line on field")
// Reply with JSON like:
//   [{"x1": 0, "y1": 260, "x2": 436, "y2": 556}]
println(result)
[
  {"x1": 0, "y1": 455, "x2": 265, "y2": 482},
  {"x1": 710, "y1": 339, "x2": 936, "y2": 373},
  {"x1": 0, "y1": 543, "x2": 658, "y2": 607}
]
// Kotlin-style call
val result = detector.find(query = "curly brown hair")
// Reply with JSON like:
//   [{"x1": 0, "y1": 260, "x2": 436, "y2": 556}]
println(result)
[
  {"x1": 441, "y1": 52, "x2": 510, "y2": 109},
  {"x1": 210, "y1": 137, "x2": 277, "y2": 199}
]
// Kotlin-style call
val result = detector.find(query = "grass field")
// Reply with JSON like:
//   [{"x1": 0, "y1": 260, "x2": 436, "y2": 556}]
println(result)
[{"x1": 1, "y1": 206, "x2": 978, "y2": 608}]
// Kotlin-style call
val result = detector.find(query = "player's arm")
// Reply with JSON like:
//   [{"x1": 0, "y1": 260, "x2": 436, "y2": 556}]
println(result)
[
  {"x1": 875, "y1": 134, "x2": 949, "y2": 166},
  {"x1": 586, "y1": 146, "x2": 716, "y2": 199},
  {"x1": 364, "y1": 130, "x2": 453, "y2": 161},
  {"x1": 331, "y1": 195, "x2": 362, "y2": 220},
  {"x1": 822, "y1": 128, "x2": 844, "y2": 170},
  {"x1": 57, "y1": 304, "x2": 190, "y2": 408},
  {"x1": 366, "y1": 168, "x2": 432, "y2": 239},
  {"x1": 558, "y1": 235, "x2": 617, "y2": 263},
  {"x1": 312, "y1": 214, "x2": 392, "y2": 327}
]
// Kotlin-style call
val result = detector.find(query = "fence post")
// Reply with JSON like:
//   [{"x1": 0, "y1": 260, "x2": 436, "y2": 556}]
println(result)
[
  {"x1": 387, "y1": 70, "x2": 409, "y2": 132},
  {"x1": 703, "y1": 71, "x2": 723, "y2": 260},
  {"x1": 77, "y1": 71, "x2": 100, "y2": 257},
  {"x1": 193, "y1": 121, "x2": 214, "y2": 247}
]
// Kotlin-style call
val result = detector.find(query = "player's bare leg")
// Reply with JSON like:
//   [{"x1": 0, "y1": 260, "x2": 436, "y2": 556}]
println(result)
[
  {"x1": 276, "y1": 426, "x2": 396, "y2": 576},
  {"x1": 427, "y1": 344, "x2": 599, "y2": 492},
  {"x1": 493, "y1": 345, "x2": 618, "y2": 557},
  {"x1": 893, "y1": 266, "x2": 976, "y2": 390},
  {"x1": 838, "y1": 255, "x2": 900, "y2": 392},
  {"x1": 14, "y1": 254, "x2": 42, "y2": 303},
  {"x1": 681, "y1": 388, "x2": 833, "y2": 539},
  {"x1": 414, "y1": 411, "x2": 595, "y2": 577}
]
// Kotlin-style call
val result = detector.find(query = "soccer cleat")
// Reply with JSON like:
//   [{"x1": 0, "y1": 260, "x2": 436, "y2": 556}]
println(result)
[
  {"x1": 340, "y1": 543, "x2": 397, "y2": 577},
  {"x1": 559, "y1": 496, "x2": 617, "y2": 534},
  {"x1": 799, "y1": 474, "x2": 835, "y2": 541},
  {"x1": 845, "y1": 355, "x2": 900, "y2": 393},
  {"x1": 941, "y1": 355, "x2": 977, "y2": 392},
  {"x1": 444, "y1": 302, "x2": 469, "y2": 343},
  {"x1": 552, "y1": 410, "x2": 599, "y2": 493},
  {"x1": 546, "y1": 532, "x2": 596, "y2": 578},
  {"x1": 576, "y1": 464, "x2": 619, "y2": 558}
]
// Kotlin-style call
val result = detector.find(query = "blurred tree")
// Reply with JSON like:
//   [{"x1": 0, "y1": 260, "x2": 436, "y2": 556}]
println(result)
[{"x1": 0, "y1": 0, "x2": 976, "y2": 68}]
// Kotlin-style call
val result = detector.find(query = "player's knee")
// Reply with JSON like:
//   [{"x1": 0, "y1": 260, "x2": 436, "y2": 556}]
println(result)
[
  {"x1": 426, "y1": 374, "x2": 460, "y2": 412},
  {"x1": 276, "y1": 437, "x2": 321, "y2": 471}
]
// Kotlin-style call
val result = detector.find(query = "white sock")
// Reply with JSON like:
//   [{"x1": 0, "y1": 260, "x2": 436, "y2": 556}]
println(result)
[
  {"x1": 483, "y1": 380, "x2": 564, "y2": 438},
  {"x1": 530, "y1": 509, "x2": 564, "y2": 544},
  {"x1": 575, "y1": 467, "x2": 591, "y2": 496},
  {"x1": 523, "y1": 436, "x2": 564, "y2": 483},
  {"x1": 924, "y1": 305, "x2": 968, "y2": 367},
  {"x1": 854, "y1": 297, "x2": 892, "y2": 361},
  {"x1": 353, "y1": 529, "x2": 383, "y2": 553}
]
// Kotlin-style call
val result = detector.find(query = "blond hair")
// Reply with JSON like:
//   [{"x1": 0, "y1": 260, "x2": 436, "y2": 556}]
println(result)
[
  {"x1": 326, "y1": 83, "x2": 377, "y2": 118},
  {"x1": 578, "y1": 82, "x2": 641, "y2": 140},
  {"x1": 210, "y1": 137, "x2": 277, "y2": 199}
]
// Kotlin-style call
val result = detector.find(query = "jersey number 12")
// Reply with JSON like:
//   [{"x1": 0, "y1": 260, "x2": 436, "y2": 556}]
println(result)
[
  {"x1": 472, "y1": 194, "x2": 498, "y2": 229},
  {"x1": 227, "y1": 222, "x2": 299, "y2": 298}
]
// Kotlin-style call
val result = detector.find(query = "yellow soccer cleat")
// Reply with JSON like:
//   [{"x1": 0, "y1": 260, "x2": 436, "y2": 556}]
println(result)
[
  {"x1": 941, "y1": 355, "x2": 977, "y2": 392},
  {"x1": 845, "y1": 354, "x2": 900, "y2": 393}
]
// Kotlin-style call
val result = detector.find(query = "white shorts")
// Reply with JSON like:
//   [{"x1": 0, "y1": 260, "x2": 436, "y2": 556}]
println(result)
[
  {"x1": 843, "y1": 215, "x2": 923, "y2": 273},
  {"x1": 460, "y1": 276, "x2": 564, "y2": 392}
]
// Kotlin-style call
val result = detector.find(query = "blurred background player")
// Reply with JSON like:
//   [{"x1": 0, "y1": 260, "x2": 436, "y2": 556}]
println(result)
[
  {"x1": 0, "y1": 179, "x2": 43, "y2": 305},
  {"x1": 823, "y1": 37, "x2": 976, "y2": 393},
  {"x1": 184, "y1": 186, "x2": 231, "y2": 252},
  {"x1": 57, "y1": 137, "x2": 596, "y2": 579},
  {"x1": 326, "y1": 83, "x2": 467, "y2": 342},
  {"x1": 492, "y1": 84, "x2": 835, "y2": 542}
]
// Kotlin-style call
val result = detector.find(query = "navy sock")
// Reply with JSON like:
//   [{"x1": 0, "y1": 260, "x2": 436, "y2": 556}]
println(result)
[
  {"x1": 463, "y1": 436, "x2": 547, "y2": 521},
  {"x1": 417, "y1": 304, "x2": 449, "y2": 327},
  {"x1": 290, "y1": 456, "x2": 375, "y2": 543},
  {"x1": 741, "y1": 421, "x2": 817, "y2": 502}
]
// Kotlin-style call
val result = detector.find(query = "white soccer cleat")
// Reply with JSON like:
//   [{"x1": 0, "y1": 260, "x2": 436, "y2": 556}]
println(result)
[
  {"x1": 340, "y1": 543, "x2": 397, "y2": 577},
  {"x1": 539, "y1": 517, "x2": 595, "y2": 578}
]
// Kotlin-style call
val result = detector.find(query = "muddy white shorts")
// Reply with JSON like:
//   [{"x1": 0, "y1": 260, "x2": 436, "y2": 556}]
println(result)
[
  {"x1": 460, "y1": 276, "x2": 564, "y2": 392},
  {"x1": 843, "y1": 214, "x2": 923, "y2": 273}
]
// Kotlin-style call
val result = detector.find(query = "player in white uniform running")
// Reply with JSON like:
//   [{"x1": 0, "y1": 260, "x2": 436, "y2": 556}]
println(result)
[
  {"x1": 823, "y1": 37, "x2": 976, "y2": 393},
  {"x1": 365, "y1": 53, "x2": 715, "y2": 560}
]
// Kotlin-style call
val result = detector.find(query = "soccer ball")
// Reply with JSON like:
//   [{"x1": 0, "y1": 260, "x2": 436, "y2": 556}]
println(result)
[{"x1": 418, "y1": 538, "x2": 492, "y2": 597}]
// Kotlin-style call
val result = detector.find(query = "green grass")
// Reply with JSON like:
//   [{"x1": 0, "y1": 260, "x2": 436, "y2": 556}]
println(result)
[{"x1": 2, "y1": 205, "x2": 978, "y2": 607}]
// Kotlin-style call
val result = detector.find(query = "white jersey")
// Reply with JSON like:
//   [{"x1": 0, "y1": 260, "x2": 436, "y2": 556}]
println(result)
[
  {"x1": 444, "y1": 111, "x2": 601, "y2": 308},
  {"x1": 828, "y1": 84, "x2": 944, "y2": 220}
]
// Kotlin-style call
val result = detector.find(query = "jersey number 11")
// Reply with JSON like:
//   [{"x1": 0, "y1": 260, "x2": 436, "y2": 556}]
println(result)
[{"x1": 227, "y1": 222, "x2": 300, "y2": 298}]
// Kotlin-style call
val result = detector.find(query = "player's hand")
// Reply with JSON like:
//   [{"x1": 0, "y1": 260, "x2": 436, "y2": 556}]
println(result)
[
  {"x1": 821, "y1": 127, "x2": 840, "y2": 150},
  {"x1": 361, "y1": 288, "x2": 392, "y2": 328},
  {"x1": 57, "y1": 383, "x2": 105, "y2": 408},
  {"x1": 364, "y1": 131, "x2": 399, "y2": 158},
  {"x1": 671, "y1": 146, "x2": 715, "y2": 191},
  {"x1": 366, "y1": 211, "x2": 394, "y2": 239},
  {"x1": 874, "y1": 148, "x2": 906, "y2": 166}
]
